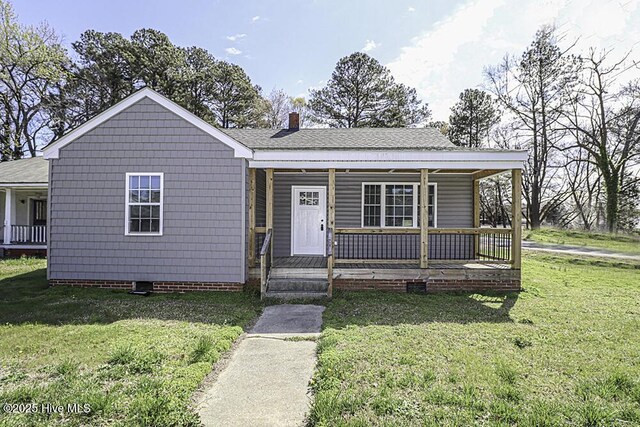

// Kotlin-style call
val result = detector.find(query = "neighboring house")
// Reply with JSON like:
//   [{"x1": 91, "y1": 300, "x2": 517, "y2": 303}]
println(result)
[
  {"x1": 0, "y1": 157, "x2": 48, "y2": 257},
  {"x1": 40, "y1": 88, "x2": 526, "y2": 297}
]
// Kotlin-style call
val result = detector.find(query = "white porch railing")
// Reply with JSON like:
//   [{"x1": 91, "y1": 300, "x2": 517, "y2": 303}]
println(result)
[{"x1": 9, "y1": 225, "x2": 47, "y2": 244}]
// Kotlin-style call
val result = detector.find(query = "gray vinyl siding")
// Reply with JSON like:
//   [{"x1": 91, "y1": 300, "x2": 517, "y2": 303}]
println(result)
[
  {"x1": 335, "y1": 173, "x2": 472, "y2": 228},
  {"x1": 269, "y1": 172, "x2": 472, "y2": 258},
  {"x1": 49, "y1": 97, "x2": 245, "y2": 283}
]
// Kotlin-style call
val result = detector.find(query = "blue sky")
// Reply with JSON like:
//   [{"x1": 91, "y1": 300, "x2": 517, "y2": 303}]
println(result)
[{"x1": 13, "y1": 0, "x2": 640, "y2": 121}]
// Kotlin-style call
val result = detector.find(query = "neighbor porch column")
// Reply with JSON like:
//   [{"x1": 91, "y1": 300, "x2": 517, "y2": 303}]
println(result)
[
  {"x1": 328, "y1": 168, "x2": 336, "y2": 297},
  {"x1": 266, "y1": 168, "x2": 274, "y2": 264},
  {"x1": 420, "y1": 169, "x2": 429, "y2": 268},
  {"x1": 248, "y1": 168, "x2": 256, "y2": 268},
  {"x1": 3, "y1": 188, "x2": 12, "y2": 244},
  {"x1": 511, "y1": 169, "x2": 522, "y2": 269},
  {"x1": 473, "y1": 178, "x2": 480, "y2": 257}
]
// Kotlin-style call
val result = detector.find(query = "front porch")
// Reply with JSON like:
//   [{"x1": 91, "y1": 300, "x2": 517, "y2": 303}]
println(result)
[
  {"x1": 1, "y1": 188, "x2": 48, "y2": 256},
  {"x1": 0, "y1": 158, "x2": 49, "y2": 256},
  {"x1": 248, "y1": 167, "x2": 523, "y2": 298}
]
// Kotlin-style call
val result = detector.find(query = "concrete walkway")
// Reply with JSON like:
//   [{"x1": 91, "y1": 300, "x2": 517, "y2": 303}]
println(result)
[
  {"x1": 522, "y1": 240, "x2": 640, "y2": 261},
  {"x1": 197, "y1": 304, "x2": 325, "y2": 427}
]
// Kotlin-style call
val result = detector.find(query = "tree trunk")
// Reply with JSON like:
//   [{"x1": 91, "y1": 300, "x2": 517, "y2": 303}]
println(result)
[
  {"x1": 529, "y1": 185, "x2": 541, "y2": 229},
  {"x1": 602, "y1": 173, "x2": 619, "y2": 233}
]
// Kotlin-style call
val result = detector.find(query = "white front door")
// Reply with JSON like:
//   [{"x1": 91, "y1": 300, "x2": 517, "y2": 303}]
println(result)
[{"x1": 291, "y1": 186, "x2": 327, "y2": 256}]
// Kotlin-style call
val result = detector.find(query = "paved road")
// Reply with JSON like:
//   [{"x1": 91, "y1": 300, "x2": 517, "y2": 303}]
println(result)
[
  {"x1": 197, "y1": 304, "x2": 325, "y2": 427},
  {"x1": 522, "y1": 240, "x2": 640, "y2": 261}
]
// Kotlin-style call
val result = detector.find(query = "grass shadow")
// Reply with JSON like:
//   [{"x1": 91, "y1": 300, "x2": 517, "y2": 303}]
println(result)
[
  {"x1": 0, "y1": 267, "x2": 262, "y2": 328},
  {"x1": 321, "y1": 290, "x2": 519, "y2": 329}
]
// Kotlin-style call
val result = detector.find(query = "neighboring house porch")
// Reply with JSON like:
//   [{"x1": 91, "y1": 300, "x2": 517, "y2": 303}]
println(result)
[{"x1": 0, "y1": 157, "x2": 48, "y2": 257}]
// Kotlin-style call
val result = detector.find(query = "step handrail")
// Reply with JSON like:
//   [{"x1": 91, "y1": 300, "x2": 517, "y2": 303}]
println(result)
[{"x1": 260, "y1": 229, "x2": 273, "y2": 298}]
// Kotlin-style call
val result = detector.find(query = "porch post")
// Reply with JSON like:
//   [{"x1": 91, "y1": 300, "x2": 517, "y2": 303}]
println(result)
[
  {"x1": 511, "y1": 169, "x2": 522, "y2": 269},
  {"x1": 473, "y1": 178, "x2": 480, "y2": 256},
  {"x1": 420, "y1": 169, "x2": 429, "y2": 268},
  {"x1": 248, "y1": 168, "x2": 256, "y2": 268},
  {"x1": 266, "y1": 168, "x2": 274, "y2": 264},
  {"x1": 3, "y1": 188, "x2": 12, "y2": 244},
  {"x1": 328, "y1": 168, "x2": 335, "y2": 297}
]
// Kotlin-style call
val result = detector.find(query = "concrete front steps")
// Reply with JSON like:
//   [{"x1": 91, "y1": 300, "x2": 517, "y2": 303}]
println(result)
[{"x1": 264, "y1": 277, "x2": 329, "y2": 299}]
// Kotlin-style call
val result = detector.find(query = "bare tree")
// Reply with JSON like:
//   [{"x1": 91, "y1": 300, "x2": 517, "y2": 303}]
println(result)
[
  {"x1": 562, "y1": 146, "x2": 603, "y2": 229},
  {"x1": 561, "y1": 49, "x2": 640, "y2": 232},
  {"x1": 265, "y1": 88, "x2": 291, "y2": 128},
  {"x1": 485, "y1": 26, "x2": 579, "y2": 229}
]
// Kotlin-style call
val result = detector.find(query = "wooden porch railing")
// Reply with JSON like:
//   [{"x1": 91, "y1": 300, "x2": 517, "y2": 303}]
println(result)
[
  {"x1": 9, "y1": 225, "x2": 47, "y2": 244},
  {"x1": 334, "y1": 227, "x2": 512, "y2": 264},
  {"x1": 429, "y1": 228, "x2": 511, "y2": 262},
  {"x1": 259, "y1": 229, "x2": 272, "y2": 299}
]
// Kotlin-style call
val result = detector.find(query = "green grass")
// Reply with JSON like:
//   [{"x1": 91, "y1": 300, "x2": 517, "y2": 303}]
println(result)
[
  {"x1": 525, "y1": 227, "x2": 640, "y2": 255},
  {"x1": 0, "y1": 258, "x2": 262, "y2": 427},
  {"x1": 310, "y1": 253, "x2": 640, "y2": 426}
]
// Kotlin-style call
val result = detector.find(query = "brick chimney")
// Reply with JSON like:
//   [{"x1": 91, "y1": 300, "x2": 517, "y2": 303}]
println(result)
[{"x1": 288, "y1": 112, "x2": 300, "y2": 130}]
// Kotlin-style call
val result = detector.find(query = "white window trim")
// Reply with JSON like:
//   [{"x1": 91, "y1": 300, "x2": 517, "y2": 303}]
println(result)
[
  {"x1": 360, "y1": 182, "x2": 437, "y2": 228},
  {"x1": 125, "y1": 172, "x2": 164, "y2": 236}
]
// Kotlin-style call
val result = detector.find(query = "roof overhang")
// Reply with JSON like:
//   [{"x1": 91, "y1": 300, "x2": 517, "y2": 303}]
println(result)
[
  {"x1": 43, "y1": 88, "x2": 254, "y2": 160},
  {"x1": 248, "y1": 149, "x2": 527, "y2": 170}
]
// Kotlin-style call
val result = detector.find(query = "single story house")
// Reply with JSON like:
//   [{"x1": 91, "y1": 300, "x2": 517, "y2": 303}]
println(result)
[{"x1": 12, "y1": 88, "x2": 526, "y2": 297}]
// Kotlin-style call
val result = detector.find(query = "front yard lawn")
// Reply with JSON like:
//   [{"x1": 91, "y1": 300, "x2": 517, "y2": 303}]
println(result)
[
  {"x1": 311, "y1": 253, "x2": 640, "y2": 426},
  {"x1": 525, "y1": 227, "x2": 640, "y2": 255},
  {"x1": 0, "y1": 258, "x2": 262, "y2": 427}
]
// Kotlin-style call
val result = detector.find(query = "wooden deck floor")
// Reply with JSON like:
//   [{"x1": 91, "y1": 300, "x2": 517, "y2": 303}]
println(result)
[
  {"x1": 273, "y1": 256, "x2": 328, "y2": 268},
  {"x1": 271, "y1": 256, "x2": 509, "y2": 270}
]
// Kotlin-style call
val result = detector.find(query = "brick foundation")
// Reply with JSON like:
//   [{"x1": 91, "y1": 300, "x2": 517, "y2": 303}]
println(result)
[
  {"x1": 333, "y1": 279, "x2": 408, "y2": 292},
  {"x1": 51, "y1": 275, "x2": 520, "y2": 294},
  {"x1": 334, "y1": 278, "x2": 521, "y2": 293},
  {"x1": 3, "y1": 248, "x2": 47, "y2": 258},
  {"x1": 49, "y1": 279, "x2": 244, "y2": 293}
]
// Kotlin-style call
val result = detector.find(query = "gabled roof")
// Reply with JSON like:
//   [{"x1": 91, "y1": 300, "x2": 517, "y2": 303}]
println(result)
[
  {"x1": 0, "y1": 157, "x2": 48, "y2": 186},
  {"x1": 43, "y1": 88, "x2": 253, "y2": 160},
  {"x1": 223, "y1": 127, "x2": 456, "y2": 150},
  {"x1": 40, "y1": 87, "x2": 527, "y2": 170}
]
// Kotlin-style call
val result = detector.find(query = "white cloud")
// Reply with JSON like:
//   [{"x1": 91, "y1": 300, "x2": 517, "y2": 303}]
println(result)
[
  {"x1": 362, "y1": 39, "x2": 379, "y2": 53},
  {"x1": 252, "y1": 15, "x2": 260, "y2": 22},
  {"x1": 387, "y1": 0, "x2": 640, "y2": 120},
  {"x1": 226, "y1": 33, "x2": 246, "y2": 41},
  {"x1": 225, "y1": 47, "x2": 242, "y2": 55},
  {"x1": 408, "y1": 6, "x2": 416, "y2": 12},
  {"x1": 296, "y1": 79, "x2": 304, "y2": 84}
]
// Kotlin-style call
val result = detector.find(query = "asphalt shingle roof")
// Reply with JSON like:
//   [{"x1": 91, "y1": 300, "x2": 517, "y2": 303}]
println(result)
[
  {"x1": 0, "y1": 157, "x2": 48, "y2": 184},
  {"x1": 222, "y1": 128, "x2": 458, "y2": 150}
]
